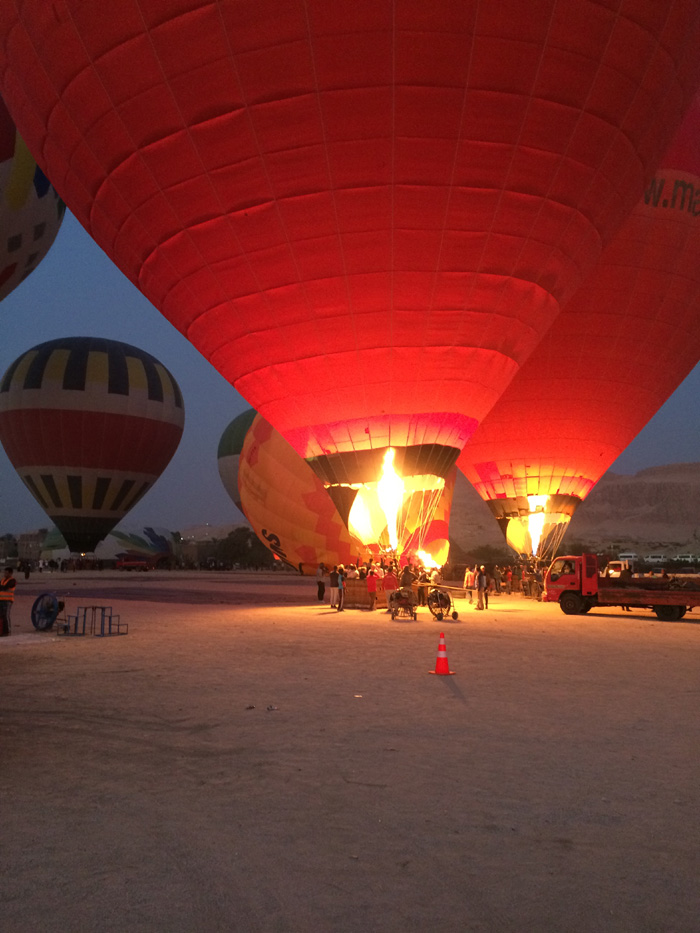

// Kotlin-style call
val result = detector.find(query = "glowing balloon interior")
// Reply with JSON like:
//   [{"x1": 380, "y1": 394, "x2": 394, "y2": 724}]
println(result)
[{"x1": 223, "y1": 410, "x2": 454, "y2": 572}]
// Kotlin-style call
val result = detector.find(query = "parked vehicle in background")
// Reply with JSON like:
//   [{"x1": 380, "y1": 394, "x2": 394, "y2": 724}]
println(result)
[
  {"x1": 604, "y1": 559, "x2": 635, "y2": 578},
  {"x1": 645, "y1": 554, "x2": 667, "y2": 563},
  {"x1": 116, "y1": 558, "x2": 151, "y2": 572},
  {"x1": 617, "y1": 552, "x2": 639, "y2": 562},
  {"x1": 675, "y1": 553, "x2": 696, "y2": 563},
  {"x1": 544, "y1": 554, "x2": 700, "y2": 621}
]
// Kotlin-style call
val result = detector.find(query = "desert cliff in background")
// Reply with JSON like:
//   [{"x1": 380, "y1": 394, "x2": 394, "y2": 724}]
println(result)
[{"x1": 450, "y1": 463, "x2": 700, "y2": 555}]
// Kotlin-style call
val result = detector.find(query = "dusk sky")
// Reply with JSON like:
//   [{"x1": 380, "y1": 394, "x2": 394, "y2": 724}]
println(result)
[{"x1": 1, "y1": 212, "x2": 699, "y2": 536}]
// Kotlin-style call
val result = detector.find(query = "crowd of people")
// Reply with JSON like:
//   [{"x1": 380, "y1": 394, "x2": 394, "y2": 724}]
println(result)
[
  {"x1": 314, "y1": 556, "x2": 549, "y2": 613},
  {"x1": 316, "y1": 558, "x2": 444, "y2": 612},
  {"x1": 463, "y1": 563, "x2": 546, "y2": 607}
]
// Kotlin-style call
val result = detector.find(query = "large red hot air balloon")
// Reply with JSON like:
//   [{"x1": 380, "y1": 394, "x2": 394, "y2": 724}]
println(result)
[
  {"x1": 458, "y1": 95, "x2": 700, "y2": 559},
  {"x1": 2, "y1": 1, "x2": 700, "y2": 546},
  {"x1": 0, "y1": 337, "x2": 185, "y2": 553}
]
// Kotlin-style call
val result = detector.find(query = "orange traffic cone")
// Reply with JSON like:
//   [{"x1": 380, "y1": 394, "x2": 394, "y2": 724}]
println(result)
[{"x1": 429, "y1": 632, "x2": 455, "y2": 675}]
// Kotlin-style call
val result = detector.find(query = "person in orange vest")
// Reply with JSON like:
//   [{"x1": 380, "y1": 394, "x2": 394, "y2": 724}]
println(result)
[{"x1": 0, "y1": 566, "x2": 17, "y2": 636}]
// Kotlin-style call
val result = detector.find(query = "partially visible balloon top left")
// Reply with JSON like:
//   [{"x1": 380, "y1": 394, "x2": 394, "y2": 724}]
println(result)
[{"x1": 0, "y1": 95, "x2": 65, "y2": 303}]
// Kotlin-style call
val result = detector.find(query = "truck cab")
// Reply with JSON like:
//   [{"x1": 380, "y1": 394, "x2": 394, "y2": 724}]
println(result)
[{"x1": 544, "y1": 554, "x2": 599, "y2": 614}]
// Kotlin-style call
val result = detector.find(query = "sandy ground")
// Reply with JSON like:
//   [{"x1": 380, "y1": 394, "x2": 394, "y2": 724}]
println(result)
[{"x1": 1, "y1": 571, "x2": 699, "y2": 933}]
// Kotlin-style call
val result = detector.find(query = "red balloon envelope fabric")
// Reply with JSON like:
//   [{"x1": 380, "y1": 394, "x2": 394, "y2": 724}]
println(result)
[
  {"x1": 457, "y1": 94, "x2": 700, "y2": 558},
  {"x1": 0, "y1": 337, "x2": 185, "y2": 552},
  {"x1": 0, "y1": 96, "x2": 65, "y2": 302},
  {"x1": 2, "y1": 1, "x2": 700, "y2": 501}
]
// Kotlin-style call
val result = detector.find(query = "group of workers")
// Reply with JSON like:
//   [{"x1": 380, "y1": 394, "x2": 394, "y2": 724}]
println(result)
[
  {"x1": 463, "y1": 563, "x2": 546, "y2": 604},
  {"x1": 316, "y1": 558, "x2": 444, "y2": 612},
  {"x1": 314, "y1": 557, "x2": 548, "y2": 614}
]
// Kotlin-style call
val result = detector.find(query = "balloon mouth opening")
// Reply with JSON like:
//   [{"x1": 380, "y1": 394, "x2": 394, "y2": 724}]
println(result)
[
  {"x1": 308, "y1": 445, "x2": 452, "y2": 556},
  {"x1": 485, "y1": 494, "x2": 582, "y2": 560},
  {"x1": 341, "y1": 447, "x2": 446, "y2": 551}
]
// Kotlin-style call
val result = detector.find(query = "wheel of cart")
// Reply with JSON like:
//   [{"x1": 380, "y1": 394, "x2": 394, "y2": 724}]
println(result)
[
  {"x1": 31, "y1": 592, "x2": 64, "y2": 630},
  {"x1": 427, "y1": 586, "x2": 459, "y2": 621},
  {"x1": 389, "y1": 587, "x2": 418, "y2": 620}
]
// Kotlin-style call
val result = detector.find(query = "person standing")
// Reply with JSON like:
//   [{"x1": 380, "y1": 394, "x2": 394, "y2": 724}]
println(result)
[
  {"x1": 0, "y1": 566, "x2": 17, "y2": 636},
  {"x1": 366, "y1": 569, "x2": 377, "y2": 611},
  {"x1": 337, "y1": 564, "x2": 346, "y2": 612},
  {"x1": 533, "y1": 566, "x2": 544, "y2": 600},
  {"x1": 399, "y1": 562, "x2": 416, "y2": 590},
  {"x1": 417, "y1": 567, "x2": 430, "y2": 606},
  {"x1": 505, "y1": 566, "x2": 513, "y2": 595},
  {"x1": 463, "y1": 565, "x2": 475, "y2": 603},
  {"x1": 316, "y1": 563, "x2": 326, "y2": 602},
  {"x1": 476, "y1": 565, "x2": 487, "y2": 610},
  {"x1": 382, "y1": 565, "x2": 398, "y2": 612},
  {"x1": 520, "y1": 567, "x2": 530, "y2": 596},
  {"x1": 329, "y1": 566, "x2": 339, "y2": 608}
]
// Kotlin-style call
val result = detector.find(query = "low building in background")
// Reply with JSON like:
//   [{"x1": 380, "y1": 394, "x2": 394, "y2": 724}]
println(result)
[{"x1": 18, "y1": 529, "x2": 48, "y2": 564}]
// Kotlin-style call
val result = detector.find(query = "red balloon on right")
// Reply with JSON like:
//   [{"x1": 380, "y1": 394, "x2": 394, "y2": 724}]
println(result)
[{"x1": 457, "y1": 95, "x2": 700, "y2": 560}]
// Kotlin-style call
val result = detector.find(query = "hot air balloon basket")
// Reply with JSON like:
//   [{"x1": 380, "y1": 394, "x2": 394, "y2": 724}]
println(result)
[
  {"x1": 57, "y1": 605, "x2": 128, "y2": 638},
  {"x1": 388, "y1": 588, "x2": 419, "y2": 621}
]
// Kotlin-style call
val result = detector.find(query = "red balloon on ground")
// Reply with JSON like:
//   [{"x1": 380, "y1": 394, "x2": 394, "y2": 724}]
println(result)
[{"x1": 458, "y1": 95, "x2": 700, "y2": 558}]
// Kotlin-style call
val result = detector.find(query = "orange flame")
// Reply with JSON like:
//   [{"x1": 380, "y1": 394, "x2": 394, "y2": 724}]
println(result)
[
  {"x1": 376, "y1": 448, "x2": 405, "y2": 550},
  {"x1": 527, "y1": 494, "x2": 549, "y2": 556}
]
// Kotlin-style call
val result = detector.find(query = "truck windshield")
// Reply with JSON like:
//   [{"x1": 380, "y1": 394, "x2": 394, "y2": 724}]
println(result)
[{"x1": 549, "y1": 559, "x2": 574, "y2": 577}]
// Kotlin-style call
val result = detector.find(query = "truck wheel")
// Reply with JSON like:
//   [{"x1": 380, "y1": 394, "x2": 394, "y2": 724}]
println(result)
[
  {"x1": 654, "y1": 605, "x2": 684, "y2": 622},
  {"x1": 560, "y1": 592, "x2": 583, "y2": 615}
]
